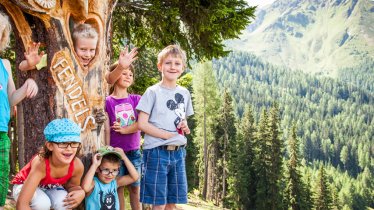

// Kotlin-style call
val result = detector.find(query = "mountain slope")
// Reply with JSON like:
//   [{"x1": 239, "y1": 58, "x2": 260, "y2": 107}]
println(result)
[
  {"x1": 228, "y1": 0, "x2": 374, "y2": 76},
  {"x1": 213, "y1": 52, "x2": 374, "y2": 176}
]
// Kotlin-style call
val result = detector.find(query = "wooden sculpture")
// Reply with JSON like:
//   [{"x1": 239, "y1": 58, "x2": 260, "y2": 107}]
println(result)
[{"x1": 0, "y1": 0, "x2": 116, "y2": 166}]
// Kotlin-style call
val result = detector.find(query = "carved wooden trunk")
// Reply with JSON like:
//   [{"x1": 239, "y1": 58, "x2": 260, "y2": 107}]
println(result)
[{"x1": 0, "y1": 0, "x2": 117, "y2": 166}]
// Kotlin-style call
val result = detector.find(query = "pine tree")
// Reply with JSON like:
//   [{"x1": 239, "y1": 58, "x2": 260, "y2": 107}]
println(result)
[
  {"x1": 268, "y1": 103, "x2": 283, "y2": 209},
  {"x1": 314, "y1": 165, "x2": 333, "y2": 210},
  {"x1": 230, "y1": 105, "x2": 257, "y2": 209},
  {"x1": 301, "y1": 160, "x2": 314, "y2": 209},
  {"x1": 210, "y1": 51, "x2": 374, "y2": 209},
  {"x1": 358, "y1": 167, "x2": 374, "y2": 207},
  {"x1": 113, "y1": 0, "x2": 256, "y2": 62},
  {"x1": 254, "y1": 108, "x2": 272, "y2": 209},
  {"x1": 192, "y1": 61, "x2": 220, "y2": 200},
  {"x1": 213, "y1": 90, "x2": 237, "y2": 206},
  {"x1": 284, "y1": 124, "x2": 310, "y2": 210},
  {"x1": 330, "y1": 185, "x2": 341, "y2": 210},
  {"x1": 177, "y1": 74, "x2": 199, "y2": 189}
]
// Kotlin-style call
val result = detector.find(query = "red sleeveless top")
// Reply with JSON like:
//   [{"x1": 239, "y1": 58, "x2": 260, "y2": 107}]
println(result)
[{"x1": 11, "y1": 156, "x2": 75, "y2": 189}]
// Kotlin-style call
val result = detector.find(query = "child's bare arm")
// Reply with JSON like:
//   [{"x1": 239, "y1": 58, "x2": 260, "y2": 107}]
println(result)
[
  {"x1": 64, "y1": 158, "x2": 85, "y2": 209},
  {"x1": 81, "y1": 153, "x2": 102, "y2": 195},
  {"x1": 138, "y1": 111, "x2": 175, "y2": 140},
  {"x1": 19, "y1": 42, "x2": 45, "y2": 71},
  {"x1": 65, "y1": 158, "x2": 84, "y2": 190},
  {"x1": 111, "y1": 121, "x2": 139, "y2": 135},
  {"x1": 115, "y1": 148, "x2": 139, "y2": 187},
  {"x1": 16, "y1": 158, "x2": 45, "y2": 210},
  {"x1": 104, "y1": 117, "x2": 111, "y2": 145},
  {"x1": 8, "y1": 78, "x2": 38, "y2": 106},
  {"x1": 4, "y1": 59, "x2": 38, "y2": 106},
  {"x1": 105, "y1": 46, "x2": 138, "y2": 84}
]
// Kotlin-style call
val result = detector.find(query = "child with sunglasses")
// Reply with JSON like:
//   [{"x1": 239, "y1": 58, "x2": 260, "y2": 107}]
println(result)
[
  {"x1": 82, "y1": 146, "x2": 139, "y2": 210},
  {"x1": 11, "y1": 118, "x2": 85, "y2": 210}
]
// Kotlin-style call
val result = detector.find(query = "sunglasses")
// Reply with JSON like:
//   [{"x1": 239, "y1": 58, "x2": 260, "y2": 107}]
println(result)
[
  {"x1": 98, "y1": 168, "x2": 120, "y2": 176},
  {"x1": 53, "y1": 142, "x2": 81, "y2": 149}
]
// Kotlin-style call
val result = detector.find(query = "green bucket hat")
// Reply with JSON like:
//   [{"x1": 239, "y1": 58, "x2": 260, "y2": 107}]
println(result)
[{"x1": 97, "y1": 146, "x2": 122, "y2": 159}]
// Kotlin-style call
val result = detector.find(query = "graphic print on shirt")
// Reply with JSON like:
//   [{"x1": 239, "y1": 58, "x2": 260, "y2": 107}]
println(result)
[
  {"x1": 166, "y1": 93, "x2": 186, "y2": 132},
  {"x1": 99, "y1": 189, "x2": 117, "y2": 210},
  {"x1": 114, "y1": 103, "x2": 136, "y2": 127}
]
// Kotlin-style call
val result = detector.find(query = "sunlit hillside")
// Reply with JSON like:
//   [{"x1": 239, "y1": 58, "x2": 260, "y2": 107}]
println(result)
[{"x1": 227, "y1": 0, "x2": 374, "y2": 76}]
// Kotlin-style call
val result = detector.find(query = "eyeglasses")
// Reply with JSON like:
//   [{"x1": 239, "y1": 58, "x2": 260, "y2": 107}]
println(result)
[
  {"x1": 53, "y1": 142, "x2": 81, "y2": 148},
  {"x1": 98, "y1": 168, "x2": 120, "y2": 176}
]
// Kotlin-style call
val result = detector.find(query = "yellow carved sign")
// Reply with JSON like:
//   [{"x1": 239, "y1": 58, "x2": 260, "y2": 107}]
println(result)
[{"x1": 50, "y1": 49, "x2": 95, "y2": 130}]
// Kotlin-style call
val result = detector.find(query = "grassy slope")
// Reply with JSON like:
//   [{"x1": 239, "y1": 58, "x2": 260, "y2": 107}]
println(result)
[{"x1": 5, "y1": 194, "x2": 222, "y2": 210}]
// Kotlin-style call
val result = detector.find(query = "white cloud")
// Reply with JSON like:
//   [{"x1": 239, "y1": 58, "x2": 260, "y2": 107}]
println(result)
[{"x1": 246, "y1": 0, "x2": 276, "y2": 8}]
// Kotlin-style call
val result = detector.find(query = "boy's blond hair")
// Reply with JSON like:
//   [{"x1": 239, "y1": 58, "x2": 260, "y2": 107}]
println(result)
[
  {"x1": 72, "y1": 23, "x2": 98, "y2": 45},
  {"x1": 157, "y1": 45, "x2": 187, "y2": 68},
  {"x1": 0, "y1": 12, "x2": 11, "y2": 53}
]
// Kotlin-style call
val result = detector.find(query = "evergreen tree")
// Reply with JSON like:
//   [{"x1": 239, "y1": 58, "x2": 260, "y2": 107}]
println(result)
[
  {"x1": 285, "y1": 124, "x2": 311, "y2": 210},
  {"x1": 213, "y1": 90, "x2": 237, "y2": 206},
  {"x1": 213, "y1": 52, "x2": 374, "y2": 177},
  {"x1": 229, "y1": 105, "x2": 257, "y2": 209},
  {"x1": 113, "y1": 0, "x2": 256, "y2": 66},
  {"x1": 212, "y1": 52, "x2": 374, "y2": 208},
  {"x1": 254, "y1": 109, "x2": 272, "y2": 210},
  {"x1": 330, "y1": 185, "x2": 341, "y2": 210},
  {"x1": 358, "y1": 167, "x2": 374, "y2": 207},
  {"x1": 301, "y1": 160, "x2": 314, "y2": 209},
  {"x1": 314, "y1": 165, "x2": 333, "y2": 210},
  {"x1": 268, "y1": 103, "x2": 283, "y2": 209},
  {"x1": 177, "y1": 74, "x2": 199, "y2": 189},
  {"x1": 192, "y1": 61, "x2": 220, "y2": 199}
]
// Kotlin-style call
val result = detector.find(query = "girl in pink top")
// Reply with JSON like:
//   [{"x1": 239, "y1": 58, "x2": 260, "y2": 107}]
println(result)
[
  {"x1": 104, "y1": 46, "x2": 141, "y2": 210},
  {"x1": 11, "y1": 118, "x2": 85, "y2": 210}
]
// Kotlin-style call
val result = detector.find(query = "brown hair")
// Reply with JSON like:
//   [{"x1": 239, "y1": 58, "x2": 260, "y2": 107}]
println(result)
[
  {"x1": 101, "y1": 153, "x2": 121, "y2": 165},
  {"x1": 157, "y1": 45, "x2": 187, "y2": 68},
  {"x1": 0, "y1": 12, "x2": 11, "y2": 53},
  {"x1": 109, "y1": 62, "x2": 135, "y2": 94}
]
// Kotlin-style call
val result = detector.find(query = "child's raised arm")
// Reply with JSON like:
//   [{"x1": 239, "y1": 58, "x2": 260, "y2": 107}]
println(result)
[
  {"x1": 16, "y1": 157, "x2": 45, "y2": 210},
  {"x1": 19, "y1": 42, "x2": 45, "y2": 71},
  {"x1": 115, "y1": 148, "x2": 139, "y2": 187},
  {"x1": 104, "y1": 117, "x2": 111, "y2": 145},
  {"x1": 63, "y1": 158, "x2": 85, "y2": 209},
  {"x1": 81, "y1": 153, "x2": 102, "y2": 195},
  {"x1": 105, "y1": 46, "x2": 138, "y2": 84}
]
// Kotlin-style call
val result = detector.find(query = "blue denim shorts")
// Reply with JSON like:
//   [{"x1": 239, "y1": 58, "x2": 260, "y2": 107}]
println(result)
[
  {"x1": 119, "y1": 149, "x2": 142, "y2": 187},
  {"x1": 140, "y1": 147, "x2": 188, "y2": 205}
]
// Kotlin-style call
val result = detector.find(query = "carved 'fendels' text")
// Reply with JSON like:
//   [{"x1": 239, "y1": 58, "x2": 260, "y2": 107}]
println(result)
[{"x1": 51, "y1": 49, "x2": 95, "y2": 130}]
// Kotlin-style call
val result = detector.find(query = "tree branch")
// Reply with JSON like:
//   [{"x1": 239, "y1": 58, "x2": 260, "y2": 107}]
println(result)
[{"x1": 116, "y1": 1, "x2": 151, "y2": 10}]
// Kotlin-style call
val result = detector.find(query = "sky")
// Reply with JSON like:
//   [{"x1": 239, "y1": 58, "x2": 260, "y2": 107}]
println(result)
[{"x1": 246, "y1": 0, "x2": 276, "y2": 8}]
